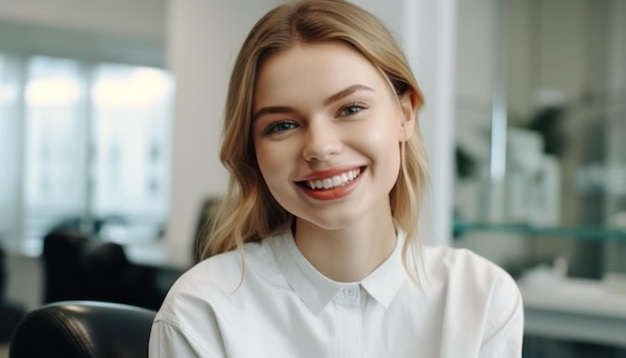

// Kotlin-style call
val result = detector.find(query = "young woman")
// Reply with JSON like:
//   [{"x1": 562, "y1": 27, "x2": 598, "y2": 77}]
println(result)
[{"x1": 149, "y1": 1, "x2": 524, "y2": 357}]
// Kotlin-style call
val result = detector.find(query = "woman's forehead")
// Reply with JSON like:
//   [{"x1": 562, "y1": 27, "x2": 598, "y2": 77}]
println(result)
[{"x1": 252, "y1": 42, "x2": 391, "y2": 109}]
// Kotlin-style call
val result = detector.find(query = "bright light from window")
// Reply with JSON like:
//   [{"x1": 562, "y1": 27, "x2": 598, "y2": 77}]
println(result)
[
  {"x1": 92, "y1": 67, "x2": 171, "y2": 107},
  {"x1": 25, "y1": 77, "x2": 80, "y2": 106},
  {"x1": 2, "y1": 54, "x2": 173, "y2": 250}
]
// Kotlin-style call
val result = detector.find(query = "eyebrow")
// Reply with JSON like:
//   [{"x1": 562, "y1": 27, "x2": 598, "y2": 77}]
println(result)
[
  {"x1": 323, "y1": 84, "x2": 375, "y2": 106},
  {"x1": 253, "y1": 84, "x2": 374, "y2": 121},
  {"x1": 252, "y1": 106, "x2": 296, "y2": 121}
]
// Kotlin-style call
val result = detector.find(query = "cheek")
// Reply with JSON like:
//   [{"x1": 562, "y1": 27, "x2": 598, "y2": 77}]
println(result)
[
  {"x1": 254, "y1": 141, "x2": 293, "y2": 188},
  {"x1": 255, "y1": 146, "x2": 275, "y2": 182},
  {"x1": 254, "y1": 143, "x2": 297, "y2": 214},
  {"x1": 358, "y1": 114, "x2": 402, "y2": 156},
  {"x1": 356, "y1": 117, "x2": 403, "y2": 180}
]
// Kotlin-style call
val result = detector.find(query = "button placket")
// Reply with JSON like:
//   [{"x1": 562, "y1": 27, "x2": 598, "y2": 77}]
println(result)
[
  {"x1": 336, "y1": 285, "x2": 360, "y2": 305},
  {"x1": 333, "y1": 285, "x2": 363, "y2": 358}
]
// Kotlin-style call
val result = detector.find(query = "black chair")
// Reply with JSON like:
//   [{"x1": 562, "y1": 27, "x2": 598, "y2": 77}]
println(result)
[
  {"x1": 42, "y1": 230, "x2": 90, "y2": 303},
  {"x1": 41, "y1": 230, "x2": 166, "y2": 311},
  {"x1": 9, "y1": 300, "x2": 156, "y2": 358}
]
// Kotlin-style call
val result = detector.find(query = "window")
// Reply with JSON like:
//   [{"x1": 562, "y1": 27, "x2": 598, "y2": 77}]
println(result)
[
  {"x1": 90, "y1": 63, "x2": 172, "y2": 241},
  {"x1": 0, "y1": 52, "x2": 173, "y2": 255},
  {"x1": 23, "y1": 56, "x2": 89, "y2": 251}
]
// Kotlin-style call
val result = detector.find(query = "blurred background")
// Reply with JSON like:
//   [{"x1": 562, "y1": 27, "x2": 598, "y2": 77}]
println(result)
[{"x1": 0, "y1": 0, "x2": 625, "y2": 357}]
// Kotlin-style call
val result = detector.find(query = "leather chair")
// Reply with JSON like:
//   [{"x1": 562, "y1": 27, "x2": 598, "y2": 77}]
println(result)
[
  {"x1": 42, "y1": 230, "x2": 166, "y2": 311},
  {"x1": 41, "y1": 230, "x2": 90, "y2": 303},
  {"x1": 9, "y1": 300, "x2": 156, "y2": 358}
]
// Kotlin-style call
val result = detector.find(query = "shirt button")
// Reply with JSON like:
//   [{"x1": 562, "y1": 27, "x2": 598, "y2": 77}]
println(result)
[{"x1": 342, "y1": 287, "x2": 356, "y2": 296}]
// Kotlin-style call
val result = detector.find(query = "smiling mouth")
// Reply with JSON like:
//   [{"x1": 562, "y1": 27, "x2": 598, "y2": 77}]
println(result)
[{"x1": 299, "y1": 167, "x2": 363, "y2": 190}]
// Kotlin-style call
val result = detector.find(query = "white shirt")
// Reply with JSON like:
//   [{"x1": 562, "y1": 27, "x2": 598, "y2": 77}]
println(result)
[{"x1": 149, "y1": 230, "x2": 523, "y2": 357}]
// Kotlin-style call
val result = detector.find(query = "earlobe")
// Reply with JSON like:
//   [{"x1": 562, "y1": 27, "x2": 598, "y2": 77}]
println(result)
[{"x1": 398, "y1": 91, "x2": 417, "y2": 142}]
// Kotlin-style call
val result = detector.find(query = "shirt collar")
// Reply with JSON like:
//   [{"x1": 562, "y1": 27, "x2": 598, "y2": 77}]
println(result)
[
  {"x1": 360, "y1": 228, "x2": 408, "y2": 307},
  {"x1": 268, "y1": 228, "x2": 409, "y2": 315}
]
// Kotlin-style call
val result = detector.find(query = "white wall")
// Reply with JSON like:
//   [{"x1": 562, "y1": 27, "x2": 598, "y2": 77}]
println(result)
[
  {"x1": 505, "y1": 0, "x2": 533, "y2": 121},
  {"x1": 607, "y1": 0, "x2": 626, "y2": 94},
  {"x1": 407, "y1": 0, "x2": 457, "y2": 246},
  {"x1": 164, "y1": 0, "x2": 282, "y2": 267},
  {"x1": 0, "y1": 0, "x2": 166, "y2": 40},
  {"x1": 455, "y1": 0, "x2": 495, "y2": 103},
  {"x1": 536, "y1": 0, "x2": 586, "y2": 103}
]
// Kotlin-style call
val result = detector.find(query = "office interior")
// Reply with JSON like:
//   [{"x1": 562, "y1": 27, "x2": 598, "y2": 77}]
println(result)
[{"x1": 0, "y1": 0, "x2": 625, "y2": 357}]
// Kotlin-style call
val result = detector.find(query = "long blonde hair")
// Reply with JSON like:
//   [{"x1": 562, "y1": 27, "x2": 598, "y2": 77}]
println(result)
[{"x1": 201, "y1": 0, "x2": 429, "y2": 273}]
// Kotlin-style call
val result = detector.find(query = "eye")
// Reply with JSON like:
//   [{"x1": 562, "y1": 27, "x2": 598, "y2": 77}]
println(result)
[
  {"x1": 339, "y1": 102, "x2": 368, "y2": 117},
  {"x1": 264, "y1": 120, "x2": 297, "y2": 135}
]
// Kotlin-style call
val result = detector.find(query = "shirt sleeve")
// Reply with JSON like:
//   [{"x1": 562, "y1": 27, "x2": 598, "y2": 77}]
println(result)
[
  {"x1": 479, "y1": 273, "x2": 525, "y2": 358},
  {"x1": 149, "y1": 317, "x2": 220, "y2": 358}
]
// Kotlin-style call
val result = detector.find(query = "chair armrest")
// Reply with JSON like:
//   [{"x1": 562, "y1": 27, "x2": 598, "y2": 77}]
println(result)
[{"x1": 10, "y1": 300, "x2": 156, "y2": 358}]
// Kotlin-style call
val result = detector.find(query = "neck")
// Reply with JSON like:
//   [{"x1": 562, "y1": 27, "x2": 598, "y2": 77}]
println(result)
[{"x1": 294, "y1": 213, "x2": 397, "y2": 282}]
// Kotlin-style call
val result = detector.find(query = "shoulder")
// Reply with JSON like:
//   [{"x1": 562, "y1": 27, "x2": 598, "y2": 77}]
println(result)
[
  {"x1": 421, "y1": 245, "x2": 523, "y2": 346},
  {"x1": 155, "y1": 236, "x2": 282, "y2": 322},
  {"x1": 422, "y1": 245, "x2": 517, "y2": 290},
  {"x1": 151, "y1": 235, "x2": 289, "y2": 354},
  {"x1": 420, "y1": 245, "x2": 522, "y2": 317},
  {"x1": 166, "y1": 237, "x2": 279, "y2": 300},
  {"x1": 151, "y1": 237, "x2": 284, "y2": 353}
]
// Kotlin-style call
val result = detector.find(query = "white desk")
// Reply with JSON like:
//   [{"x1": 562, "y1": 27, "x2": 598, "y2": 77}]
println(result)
[
  {"x1": 123, "y1": 241, "x2": 191, "y2": 270},
  {"x1": 519, "y1": 278, "x2": 626, "y2": 348}
]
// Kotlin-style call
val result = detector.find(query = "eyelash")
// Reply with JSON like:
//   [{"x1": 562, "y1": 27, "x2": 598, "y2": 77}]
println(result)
[
  {"x1": 339, "y1": 102, "x2": 369, "y2": 116},
  {"x1": 263, "y1": 120, "x2": 296, "y2": 135},
  {"x1": 261, "y1": 102, "x2": 369, "y2": 136}
]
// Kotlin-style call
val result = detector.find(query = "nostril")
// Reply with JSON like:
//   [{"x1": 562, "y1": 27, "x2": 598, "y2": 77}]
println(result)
[{"x1": 302, "y1": 142, "x2": 341, "y2": 162}]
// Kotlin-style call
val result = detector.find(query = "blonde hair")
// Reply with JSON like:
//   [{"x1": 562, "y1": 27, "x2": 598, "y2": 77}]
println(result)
[{"x1": 202, "y1": 0, "x2": 429, "y2": 275}]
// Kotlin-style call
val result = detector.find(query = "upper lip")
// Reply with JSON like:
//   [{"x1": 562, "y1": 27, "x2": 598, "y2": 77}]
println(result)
[{"x1": 294, "y1": 166, "x2": 365, "y2": 182}]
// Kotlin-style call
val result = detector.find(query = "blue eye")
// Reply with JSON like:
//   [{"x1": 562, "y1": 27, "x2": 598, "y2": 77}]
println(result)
[
  {"x1": 265, "y1": 121, "x2": 296, "y2": 135},
  {"x1": 339, "y1": 103, "x2": 367, "y2": 116}
]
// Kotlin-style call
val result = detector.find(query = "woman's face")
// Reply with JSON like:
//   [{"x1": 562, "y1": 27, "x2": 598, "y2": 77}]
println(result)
[{"x1": 252, "y1": 42, "x2": 414, "y2": 231}]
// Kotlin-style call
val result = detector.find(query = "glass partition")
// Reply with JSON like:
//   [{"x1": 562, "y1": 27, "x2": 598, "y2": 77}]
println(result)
[{"x1": 453, "y1": 0, "x2": 626, "y2": 278}]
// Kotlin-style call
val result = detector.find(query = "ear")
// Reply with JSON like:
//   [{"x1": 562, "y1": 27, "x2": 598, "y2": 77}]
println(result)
[{"x1": 397, "y1": 90, "x2": 417, "y2": 142}]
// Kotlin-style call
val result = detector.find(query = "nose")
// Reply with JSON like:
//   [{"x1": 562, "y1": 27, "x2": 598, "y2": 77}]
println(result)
[{"x1": 302, "y1": 120, "x2": 343, "y2": 162}]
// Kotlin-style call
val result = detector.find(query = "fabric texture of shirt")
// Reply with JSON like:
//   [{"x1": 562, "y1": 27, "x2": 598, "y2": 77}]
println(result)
[{"x1": 149, "y1": 230, "x2": 524, "y2": 357}]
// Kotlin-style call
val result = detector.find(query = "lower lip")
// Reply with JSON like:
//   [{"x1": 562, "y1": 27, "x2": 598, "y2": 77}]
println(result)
[{"x1": 299, "y1": 171, "x2": 363, "y2": 201}]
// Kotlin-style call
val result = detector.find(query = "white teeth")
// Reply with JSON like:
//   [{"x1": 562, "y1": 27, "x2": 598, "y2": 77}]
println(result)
[{"x1": 305, "y1": 168, "x2": 361, "y2": 190}]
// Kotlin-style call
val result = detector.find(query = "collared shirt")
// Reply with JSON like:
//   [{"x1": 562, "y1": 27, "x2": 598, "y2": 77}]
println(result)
[{"x1": 149, "y1": 230, "x2": 523, "y2": 357}]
